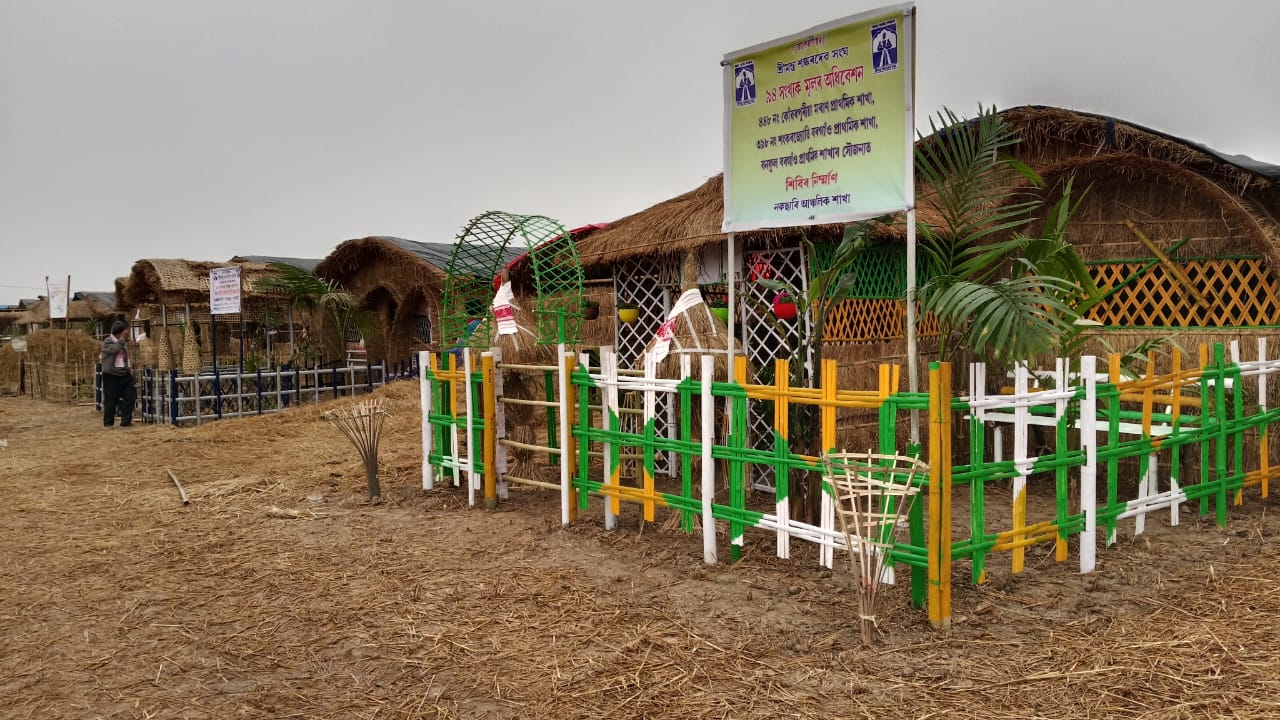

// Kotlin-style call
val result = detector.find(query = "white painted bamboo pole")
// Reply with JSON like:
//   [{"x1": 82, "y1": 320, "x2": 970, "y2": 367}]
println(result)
[
  {"x1": 463, "y1": 349, "x2": 477, "y2": 507},
  {"x1": 419, "y1": 351, "x2": 433, "y2": 490},
  {"x1": 1012, "y1": 363, "x2": 1031, "y2": 573},
  {"x1": 701, "y1": 354, "x2": 717, "y2": 564},
  {"x1": 492, "y1": 346, "x2": 508, "y2": 500},
  {"x1": 1080, "y1": 355, "x2": 1098, "y2": 573},
  {"x1": 602, "y1": 346, "x2": 619, "y2": 531},
  {"x1": 558, "y1": 343, "x2": 572, "y2": 526}
]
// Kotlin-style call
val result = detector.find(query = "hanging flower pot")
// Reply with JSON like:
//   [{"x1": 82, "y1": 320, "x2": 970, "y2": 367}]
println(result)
[
  {"x1": 582, "y1": 300, "x2": 600, "y2": 321},
  {"x1": 772, "y1": 293, "x2": 798, "y2": 320},
  {"x1": 617, "y1": 302, "x2": 639, "y2": 324}
]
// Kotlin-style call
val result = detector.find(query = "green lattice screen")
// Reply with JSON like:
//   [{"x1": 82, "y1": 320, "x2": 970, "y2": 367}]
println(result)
[
  {"x1": 442, "y1": 211, "x2": 584, "y2": 349},
  {"x1": 810, "y1": 242, "x2": 933, "y2": 299}
]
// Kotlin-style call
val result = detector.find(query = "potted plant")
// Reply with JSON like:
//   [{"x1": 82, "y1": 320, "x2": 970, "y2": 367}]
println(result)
[
  {"x1": 708, "y1": 298, "x2": 729, "y2": 323},
  {"x1": 617, "y1": 300, "x2": 639, "y2": 324},
  {"x1": 772, "y1": 291, "x2": 798, "y2": 320},
  {"x1": 582, "y1": 299, "x2": 600, "y2": 320}
]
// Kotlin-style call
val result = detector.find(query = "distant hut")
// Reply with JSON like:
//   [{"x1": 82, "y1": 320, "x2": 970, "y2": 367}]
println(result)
[
  {"x1": 13, "y1": 292, "x2": 117, "y2": 337},
  {"x1": 118, "y1": 259, "x2": 297, "y2": 372},
  {"x1": 0, "y1": 306, "x2": 23, "y2": 336},
  {"x1": 317, "y1": 236, "x2": 516, "y2": 364}
]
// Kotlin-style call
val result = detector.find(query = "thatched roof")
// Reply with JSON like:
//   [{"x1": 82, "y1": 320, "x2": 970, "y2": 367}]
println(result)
[
  {"x1": 576, "y1": 106, "x2": 1280, "y2": 269},
  {"x1": 230, "y1": 255, "x2": 322, "y2": 273},
  {"x1": 1002, "y1": 105, "x2": 1280, "y2": 193},
  {"x1": 76, "y1": 291, "x2": 116, "y2": 310},
  {"x1": 120, "y1": 259, "x2": 284, "y2": 307},
  {"x1": 576, "y1": 174, "x2": 854, "y2": 268},
  {"x1": 15, "y1": 293, "x2": 117, "y2": 324},
  {"x1": 315, "y1": 237, "x2": 458, "y2": 287}
]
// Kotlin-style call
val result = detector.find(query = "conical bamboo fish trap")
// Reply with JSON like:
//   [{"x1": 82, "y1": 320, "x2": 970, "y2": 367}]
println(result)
[
  {"x1": 157, "y1": 330, "x2": 173, "y2": 372},
  {"x1": 181, "y1": 325, "x2": 200, "y2": 375}
]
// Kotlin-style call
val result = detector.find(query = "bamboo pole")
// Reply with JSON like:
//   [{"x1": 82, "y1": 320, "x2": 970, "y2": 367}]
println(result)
[
  {"x1": 1125, "y1": 220, "x2": 1211, "y2": 309},
  {"x1": 166, "y1": 469, "x2": 190, "y2": 505}
]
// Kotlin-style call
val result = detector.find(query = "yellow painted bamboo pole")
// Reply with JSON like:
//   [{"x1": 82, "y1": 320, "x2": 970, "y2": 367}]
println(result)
[
  {"x1": 563, "y1": 352, "x2": 578, "y2": 523},
  {"x1": 927, "y1": 362, "x2": 953, "y2": 630},
  {"x1": 821, "y1": 359, "x2": 837, "y2": 455}
]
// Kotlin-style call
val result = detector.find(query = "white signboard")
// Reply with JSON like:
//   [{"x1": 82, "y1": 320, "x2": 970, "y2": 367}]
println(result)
[
  {"x1": 47, "y1": 278, "x2": 69, "y2": 320},
  {"x1": 10, "y1": 337, "x2": 27, "y2": 353},
  {"x1": 209, "y1": 266, "x2": 242, "y2": 315}
]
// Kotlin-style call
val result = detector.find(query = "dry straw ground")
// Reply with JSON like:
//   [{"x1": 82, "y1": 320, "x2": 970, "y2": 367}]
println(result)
[{"x1": 3, "y1": 383, "x2": 1280, "y2": 719}]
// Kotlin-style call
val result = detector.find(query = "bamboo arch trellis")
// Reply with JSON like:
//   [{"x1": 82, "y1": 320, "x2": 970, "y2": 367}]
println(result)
[{"x1": 442, "y1": 211, "x2": 585, "y2": 349}]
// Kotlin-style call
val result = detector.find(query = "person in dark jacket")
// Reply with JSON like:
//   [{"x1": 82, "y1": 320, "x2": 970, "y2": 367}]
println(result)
[{"x1": 100, "y1": 320, "x2": 135, "y2": 427}]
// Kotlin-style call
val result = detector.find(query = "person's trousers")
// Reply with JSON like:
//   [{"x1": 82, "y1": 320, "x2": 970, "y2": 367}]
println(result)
[{"x1": 102, "y1": 373, "x2": 136, "y2": 427}]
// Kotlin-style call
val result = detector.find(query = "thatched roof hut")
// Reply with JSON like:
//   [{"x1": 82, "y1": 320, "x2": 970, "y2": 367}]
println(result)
[
  {"x1": 120, "y1": 259, "x2": 284, "y2": 309},
  {"x1": 115, "y1": 259, "x2": 309, "y2": 372},
  {"x1": 992, "y1": 106, "x2": 1280, "y2": 333},
  {"x1": 12, "y1": 292, "x2": 118, "y2": 334},
  {"x1": 564, "y1": 106, "x2": 1280, "y2": 468},
  {"x1": 315, "y1": 236, "x2": 466, "y2": 363},
  {"x1": 0, "y1": 308, "x2": 22, "y2": 334},
  {"x1": 577, "y1": 105, "x2": 1280, "y2": 346}
]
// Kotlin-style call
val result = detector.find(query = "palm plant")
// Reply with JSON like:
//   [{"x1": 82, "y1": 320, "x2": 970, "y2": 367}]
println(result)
[
  {"x1": 916, "y1": 106, "x2": 1098, "y2": 365},
  {"x1": 254, "y1": 264, "x2": 372, "y2": 364}
]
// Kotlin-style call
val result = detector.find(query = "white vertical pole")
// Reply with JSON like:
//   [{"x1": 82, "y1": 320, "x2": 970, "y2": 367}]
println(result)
[
  {"x1": 1080, "y1": 355, "x2": 1098, "y2": 573},
  {"x1": 602, "y1": 346, "x2": 619, "y2": 531},
  {"x1": 419, "y1": 351, "x2": 433, "y2": 490},
  {"x1": 726, "y1": 232, "x2": 736, "y2": 382},
  {"x1": 643, "y1": 352, "x2": 658, "y2": 522},
  {"x1": 679, "y1": 354, "x2": 692, "y2": 486},
  {"x1": 820, "y1": 482, "x2": 835, "y2": 570},
  {"x1": 701, "y1": 354, "x2": 717, "y2": 564},
  {"x1": 492, "y1": 346, "x2": 508, "y2": 500},
  {"x1": 558, "y1": 343, "x2": 572, "y2": 526},
  {"x1": 1012, "y1": 363, "x2": 1030, "y2": 572},
  {"x1": 903, "y1": 7, "x2": 919, "y2": 447},
  {"x1": 463, "y1": 349, "x2": 477, "y2": 507}
]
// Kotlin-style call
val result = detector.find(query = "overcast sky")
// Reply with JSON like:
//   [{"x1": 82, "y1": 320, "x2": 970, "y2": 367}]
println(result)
[{"x1": 3, "y1": 0, "x2": 1278, "y2": 302}]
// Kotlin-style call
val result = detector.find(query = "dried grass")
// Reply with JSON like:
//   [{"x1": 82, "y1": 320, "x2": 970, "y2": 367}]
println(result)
[{"x1": 5, "y1": 385, "x2": 1280, "y2": 718}]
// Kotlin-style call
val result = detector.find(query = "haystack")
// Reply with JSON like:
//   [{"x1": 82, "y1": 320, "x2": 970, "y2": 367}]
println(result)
[{"x1": 0, "y1": 330, "x2": 102, "y2": 399}]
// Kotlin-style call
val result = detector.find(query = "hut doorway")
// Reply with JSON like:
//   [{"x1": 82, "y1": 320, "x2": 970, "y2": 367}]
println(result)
[
  {"x1": 360, "y1": 286, "x2": 397, "y2": 363},
  {"x1": 391, "y1": 289, "x2": 434, "y2": 354}
]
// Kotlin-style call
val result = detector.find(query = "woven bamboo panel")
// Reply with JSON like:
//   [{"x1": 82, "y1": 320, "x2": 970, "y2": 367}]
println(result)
[
  {"x1": 1086, "y1": 258, "x2": 1280, "y2": 327},
  {"x1": 824, "y1": 299, "x2": 940, "y2": 343}
]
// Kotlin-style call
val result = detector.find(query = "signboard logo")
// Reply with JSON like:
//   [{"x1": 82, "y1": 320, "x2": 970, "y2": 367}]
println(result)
[
  {"x1": 734, "y1": 60, "x2": 756, "y2": 107},
  {"x1": 871, "y1": 19, "x2": 898, "y2": 74}
]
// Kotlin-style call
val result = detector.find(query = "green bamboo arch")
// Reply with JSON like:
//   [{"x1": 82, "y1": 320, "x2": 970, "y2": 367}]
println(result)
[{"x1": 441, "y1": 211, "x2": 585, "y2": 349}]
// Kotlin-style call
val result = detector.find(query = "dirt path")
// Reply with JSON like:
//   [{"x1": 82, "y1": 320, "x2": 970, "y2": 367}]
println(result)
[{"x1": 3, "y1": 388, "x2": 1280, "y2": 719}]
